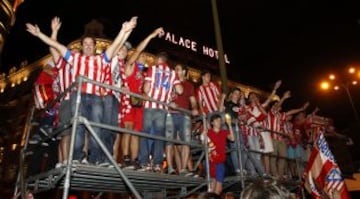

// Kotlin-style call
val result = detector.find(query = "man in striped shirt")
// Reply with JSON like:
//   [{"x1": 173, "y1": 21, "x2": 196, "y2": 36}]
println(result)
[
  {"x1": 47, "y1": 17, "x2": 74, "y2": 167},
  {"x1": 196, "y1": 70, "x2": 223, "y2": 117},
  {"x1": 245, "y1": 80, "x2": 281, "y2": 176},
  {"x1": 26, "y1": 16, "x2": 137, "y2": 165},
  {"x1": 138, "y1": 52, "x2": 183, "y2": 172},
  {"x1": 266, "y1": 90, "x2": 309, "y2": 178}
]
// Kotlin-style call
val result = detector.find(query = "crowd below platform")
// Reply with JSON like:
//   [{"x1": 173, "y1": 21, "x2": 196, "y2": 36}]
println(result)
[{"x1": 24, "y1": 15, "x2": 342, "y2": 197}]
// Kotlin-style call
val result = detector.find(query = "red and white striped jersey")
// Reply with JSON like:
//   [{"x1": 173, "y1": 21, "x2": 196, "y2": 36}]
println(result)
[
  {"x1": 245, "y1": 104, "x2": 267, "y2": 136},
  {"x1": 144, "y1": 64, "x2": 180, "y2": 109},
  {"x1": 103, "y1": 56, "x2": 126, "y2": 100},
  {"x1": 55, "y1": 58, "x2": 73, "y2": 100},
  {"x1": 33, "y1": 68, "x2": 58, "y2": 110},
  {"x1": 65, "y1": 51, "x2": 109, "y2": 96},
  {"x1": 265, "y1": 110, "x2": 286, "y2": 141},
  {"x1": 246, "y1": 104, "x2": 267, "y2": 126},
  {"x1": 196, "y1": 82, "x2": 221, "y2": 114},
  {"x1": 239, "y1": 123, "x2": 249, "y2": 137}
]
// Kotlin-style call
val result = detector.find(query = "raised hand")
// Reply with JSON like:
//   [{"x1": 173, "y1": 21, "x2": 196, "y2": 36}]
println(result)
[
  {"x1": 283, "y1": 90, "x2": 291, "y2": 99},
  {"x1": 274, "y1": 80, "x2": 282, "y2": 90},
  {"x1": 313, "y1": 107, "x2": 320, "y2": 114},
  {"x1": 153, "y1": 27, "x2": 165, "y2": 38},
  {"x1": 26, "y1": 23, "x2": 41, "y2": 37},
  {"x1": 122, "y1": 16, "x2": 138, "y2": 32},
  {"x1": 302, "y1": 101, "x2": 310, "y2": 110},
  {"x1": 51, "y1": 16, "x2": 62, "y2": 32}
]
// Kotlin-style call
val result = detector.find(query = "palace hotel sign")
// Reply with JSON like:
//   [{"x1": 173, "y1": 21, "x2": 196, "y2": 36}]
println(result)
[{"x1": 163, "y1": 31, "x2": 230, "y2": 64}]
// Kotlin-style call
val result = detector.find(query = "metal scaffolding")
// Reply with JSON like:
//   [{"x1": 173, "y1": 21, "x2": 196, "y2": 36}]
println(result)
[{"x1": 13, "y1": 76, "x2": 304, "y2": 199}]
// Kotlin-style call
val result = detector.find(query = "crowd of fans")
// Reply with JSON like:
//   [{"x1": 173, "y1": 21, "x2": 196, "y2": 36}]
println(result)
[{"x1": 25, "y1": 15, "x2": 339, "y2": 197}]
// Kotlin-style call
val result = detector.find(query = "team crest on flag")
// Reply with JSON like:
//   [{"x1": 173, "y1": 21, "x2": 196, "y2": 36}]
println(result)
[{"x1": 300, "y1": 131, "x2": 351, "y2": 199}]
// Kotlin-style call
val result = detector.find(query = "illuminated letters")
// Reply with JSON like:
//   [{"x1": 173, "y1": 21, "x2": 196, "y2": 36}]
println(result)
[
  {"x1": 203, "y1": 46, "x2": 230, "y2": 64},
  {"x1": 165, "y1": 32, "x2": 197, "y2": 52},
  {"x1": 164, "y1": 31, "x2": 230, "y2": 63}
]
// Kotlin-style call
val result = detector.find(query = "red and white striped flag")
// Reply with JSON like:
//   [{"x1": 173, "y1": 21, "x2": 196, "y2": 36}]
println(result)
[{"x1": 301, "y1": 131, "x2": 351, "y2": 199}]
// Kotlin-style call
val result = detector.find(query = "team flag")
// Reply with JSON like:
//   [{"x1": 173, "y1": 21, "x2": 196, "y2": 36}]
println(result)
[{"x1": 302, "y1": 132, "x2": 351, "y2": 199}]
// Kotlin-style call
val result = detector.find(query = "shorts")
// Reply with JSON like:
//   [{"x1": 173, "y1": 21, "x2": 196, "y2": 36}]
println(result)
[
  {"x1": 210, "y1": 163, "x2": 225, "y2": 183},
  {"x1": 165, "y1": 112, "x2": 191, "y2": 145},
  {"x1": 121, "y1": 107, "x2": 144, "y2": 131},
  {"x1": 260, "y1": 131, "x2": 274, "y2": 153},
  {"x1": 287, "y1": 146, "x2": 296, "y2": 159},
  {"x1": 57, "y1": 99, "x2": 72, "y2": 138}
]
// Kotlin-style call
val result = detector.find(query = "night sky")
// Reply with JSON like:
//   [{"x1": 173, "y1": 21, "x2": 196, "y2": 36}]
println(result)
[{"x1": 2, "y1": 0, "x2": 360, "y2": 137}]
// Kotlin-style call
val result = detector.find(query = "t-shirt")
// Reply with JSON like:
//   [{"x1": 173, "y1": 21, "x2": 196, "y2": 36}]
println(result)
[
  {"x1": 144, "y1": 64, "x2": 180, "y2": 109},
  {"x1": 196, "y1": 82, "x2": 221, "y2": 114},
  {"x1": 170, "y1": 79, "x2": 195, "y2": 112},
  {"x1": 64, "y1": 50, "x2": 109, "y2": 96},
  {"x1": 207, "y1": 129, "x2": 229, "y2": 163}
]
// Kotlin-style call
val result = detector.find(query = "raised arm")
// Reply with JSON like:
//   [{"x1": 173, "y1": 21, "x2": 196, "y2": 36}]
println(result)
[
  {"x1": 286, "y1": 101, "x2": 310, "y2": 116},
  {"x1": 263, "y1": 80, "x2": 282, "y2": 107},
  {"x1": 49, "y1": 17, "x2": 62, "y2": 63},
  {"x1": 277, "y1": 90, "x2": 291, "y2": 108},
  {"x1": 125, "y1": 27, "x2": 165, "y2": 76},
  {"x1": 26, "y1": 23, "x2": 68, "y2": 57},
  {"x1": 105, "y1": 16, "x2": 137, "y2": 60},
  {"x1": 310, "y1": 107, "x2": 320, "y2": 116}
]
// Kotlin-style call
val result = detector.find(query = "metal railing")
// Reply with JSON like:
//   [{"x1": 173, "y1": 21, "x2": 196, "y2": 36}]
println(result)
[
  {"x1": 13, "y1": 75, "x2": 210, "y2": 199},
  {"x1": 13, "y1": 75, "x2": 308, "y2": 198}
]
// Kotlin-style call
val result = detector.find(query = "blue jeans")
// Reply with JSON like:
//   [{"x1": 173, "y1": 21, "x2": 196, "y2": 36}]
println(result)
[
  {"x1": 165, "y1": 112, "x2": 191, "y2": 144},
  {"x1": 246, "y1": 135, "x2": 265, "y2": 176},
  {"x1": 139, "y1": 108, "x2": 167, "y2": 166},
  {"x1": 228, "y1": 124, "x2": 260, "y2": 175},
  {"x1": 102, "y1": 95, "x2": 119, "y2": 162},
  {"x1": 228, "y1": 124, "x2": 242, "y2": 172},
  {"x1": 71, "y1": 93, "x2": 104, "y2": 164}
]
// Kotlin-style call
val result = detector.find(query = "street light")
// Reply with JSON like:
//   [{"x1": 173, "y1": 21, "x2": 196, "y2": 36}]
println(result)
[{"x1": 319, "y1": 66, "x2": 360, "y2": 126}]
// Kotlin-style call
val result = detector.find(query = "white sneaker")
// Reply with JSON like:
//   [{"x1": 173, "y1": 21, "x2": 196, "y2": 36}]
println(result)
[
  {"x1": 81, "y1": 158, "x2": 89, "y2": 164},
  {"x1": 55, "y1": 162, "x2": 63, "y2": 168}
]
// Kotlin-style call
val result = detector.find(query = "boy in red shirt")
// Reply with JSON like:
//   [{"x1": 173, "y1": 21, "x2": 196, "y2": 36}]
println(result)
[{"x1": 202, "y1": 113, "x2": 235, "y2": 195}]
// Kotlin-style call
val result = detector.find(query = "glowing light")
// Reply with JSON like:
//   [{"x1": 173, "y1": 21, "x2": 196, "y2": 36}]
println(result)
[
  {"x1": 320, "y1": 81, "x2": 330, "y2": 90},
  {"x1": 225, "y1": 113, "x2": 232, "y2": 124},
  {"x1": 0, "y1": 88, "x2": 4, "y2": 93},
  {"x1": 349, "y1": 67, "x2": 356, "y2": 74},
  {"x1": 11, "y1": 144, "x2": 17, "y2": 151},
  {"x1": 23, "y1": 76, "x2": 28, "y2": 81},
  {"x1": 352, "y1": 81, "x2": 358, "y2": 85},
  {"x1": 11, "y1": 83, "x2": 15, "y2": 87},
  {"x1": 334, "y1": 85, "x2": 340, "y2": 90},
  {"x1": 329, "y1": 74, "x2": 336, "y2": 80}
]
